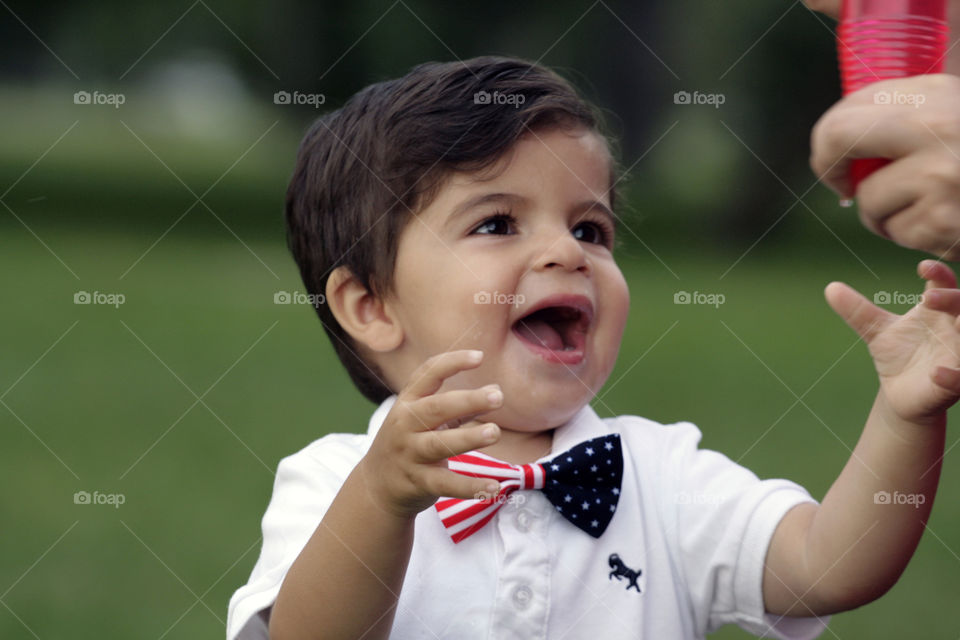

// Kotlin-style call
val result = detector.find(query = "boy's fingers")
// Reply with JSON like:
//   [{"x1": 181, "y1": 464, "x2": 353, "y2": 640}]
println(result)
[
  {"x1": 824, "y1": 282, "x2": 894, "y2": 343},
  {"x1": 406, "y1": 386, "x2": 503, "y2": 432},
  {"x1": 403, "y1": 350, "x2": 484, "y2": 400},
  {"x1": 931, "y1": 366, "x2": 960, "y2": 399},
  {"x1": 414, "y1": 421, "x2": 500, "y2": 462},
  {"x1": 919, "y1": 260, "x2": 958, "y2": 290},
  {"x1": 923, "y1": 289, "x2": 960, "y2": 316},
  {"x1": 422, "y1": 466, "x2": 500, "y2": 502}
]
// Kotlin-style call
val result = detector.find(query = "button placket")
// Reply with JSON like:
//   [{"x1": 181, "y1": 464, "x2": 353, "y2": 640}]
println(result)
[
  {"x1": 516, "y1": 507, "x2": 532, "y2": 532},
  {"x1": 512, "y1": 584, "x2": 533, "y2": 610},
  {"x1": 490, "y1": 493, "x2": 550, "y2": 639}
]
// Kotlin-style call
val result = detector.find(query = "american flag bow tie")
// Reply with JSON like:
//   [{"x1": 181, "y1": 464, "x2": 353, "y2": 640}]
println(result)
[{"x1": 435, "y1": 434, "x2": 623, "y2": 543}]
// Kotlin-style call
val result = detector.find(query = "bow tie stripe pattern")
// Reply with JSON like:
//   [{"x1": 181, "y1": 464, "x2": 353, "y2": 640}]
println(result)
[
  {"x1": 435, "y1": 453, "x2": 546, "y2": 543},
  {"x1": 435, "y1": 434, "x2": 623, "y2": 543}
]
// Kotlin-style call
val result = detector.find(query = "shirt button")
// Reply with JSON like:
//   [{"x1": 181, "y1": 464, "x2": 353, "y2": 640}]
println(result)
[
  {"x1": 512, "y1": 585, "x2": 533, "y2": 610},
  {"x1": 516, "y1": 508, "x2": 532, "y2": 532}
]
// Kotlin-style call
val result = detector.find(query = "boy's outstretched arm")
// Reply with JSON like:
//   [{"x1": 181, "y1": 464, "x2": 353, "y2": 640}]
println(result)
[
  {"x1": 268, "y1": 350, "x2": 503, "y2": 640},
  {"x1": 763, "y1": 260, "x2": 960, "y2": 617}
]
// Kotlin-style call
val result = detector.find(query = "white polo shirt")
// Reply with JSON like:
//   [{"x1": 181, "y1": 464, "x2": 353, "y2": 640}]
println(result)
[{"x1": 227, "y1": 395, "x2": 828, "y2": 639}]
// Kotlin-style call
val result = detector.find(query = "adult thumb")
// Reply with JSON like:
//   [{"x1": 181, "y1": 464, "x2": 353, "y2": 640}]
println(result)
[
  {"x1": 804, "y1": 0, "x2": 840, "y2": 20},
  {"x1": 824, "y1": 282, "x2": 893, "y2": 343}
]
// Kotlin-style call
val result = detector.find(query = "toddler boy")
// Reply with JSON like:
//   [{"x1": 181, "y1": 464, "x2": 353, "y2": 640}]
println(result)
[{"x1": 228, "y1": 56, "x2": 960, "y2": 639}]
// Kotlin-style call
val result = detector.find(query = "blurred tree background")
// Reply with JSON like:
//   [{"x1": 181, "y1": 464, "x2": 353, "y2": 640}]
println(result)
[
  {"x1": 0, "y1": 0, "x2": 849, "y2": 245},
  {"x1": 3, "y1": 1, "x2": 958, "y2": 639}
]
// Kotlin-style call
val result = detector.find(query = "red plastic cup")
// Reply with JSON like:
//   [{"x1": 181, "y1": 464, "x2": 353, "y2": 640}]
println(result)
[{"x1": 837, "y1": 0, "x2": 948, "y2": 192}]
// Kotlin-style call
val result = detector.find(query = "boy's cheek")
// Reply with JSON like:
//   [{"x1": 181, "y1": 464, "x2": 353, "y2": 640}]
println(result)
[
  {"x1": 604, "y1": 270, "x2": 631, "y2": 335},
  {"x1": 611, "y1": 278, "x2": 631, "y2": 340},
  {"x1": 593, "y1": 274, "x2": 630, "y2": 375}
]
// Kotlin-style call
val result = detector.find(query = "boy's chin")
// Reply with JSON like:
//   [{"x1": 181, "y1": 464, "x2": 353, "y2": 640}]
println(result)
[{"x1": 490, "y1": 400, "x2": 587, "y2": 432}]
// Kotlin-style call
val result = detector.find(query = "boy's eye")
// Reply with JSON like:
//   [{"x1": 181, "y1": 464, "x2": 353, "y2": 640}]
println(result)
[
  {"x1": 572, "y1": 221, "x2": 610, "y2": 246},
  {"x1": 471, "y1": 213, "x2": 516, "y2": 236},
  {"x1": 470, "y1": 212, "x2": 614, "y2": 247}
]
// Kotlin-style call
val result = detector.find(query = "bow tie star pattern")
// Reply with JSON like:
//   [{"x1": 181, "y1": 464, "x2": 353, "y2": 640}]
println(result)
[{"x1": 435, "y1": 434, "x2": 623, "y2": 543}]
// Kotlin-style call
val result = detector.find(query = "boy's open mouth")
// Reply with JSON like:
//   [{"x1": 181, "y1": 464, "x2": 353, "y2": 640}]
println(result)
[{"x1": 511, "y1": 295, "x2": 593, "y2": 364}]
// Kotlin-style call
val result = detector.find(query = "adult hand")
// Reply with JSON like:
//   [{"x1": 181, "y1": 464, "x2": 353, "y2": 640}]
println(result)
[
  {"x1": 804, "y1": 0, "x2": 960, "y2": 259},
  {"x1": 810, "y1": 75, "x2": 960, "y2": 259}
]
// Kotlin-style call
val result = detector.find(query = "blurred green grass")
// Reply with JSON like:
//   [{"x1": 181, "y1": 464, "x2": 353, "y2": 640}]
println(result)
[{"x1": 3, "y1": 220, "x2": 960, "y2": 638}]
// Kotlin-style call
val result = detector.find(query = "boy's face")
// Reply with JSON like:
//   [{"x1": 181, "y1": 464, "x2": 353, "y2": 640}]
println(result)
[{"x1": 385, "y1": 127, "x2": 629, "y2": 432}]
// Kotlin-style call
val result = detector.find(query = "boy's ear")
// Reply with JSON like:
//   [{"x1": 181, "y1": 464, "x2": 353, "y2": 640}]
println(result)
[{"x1": 325, "y1": 266, "x2": 403, "y2": 353}]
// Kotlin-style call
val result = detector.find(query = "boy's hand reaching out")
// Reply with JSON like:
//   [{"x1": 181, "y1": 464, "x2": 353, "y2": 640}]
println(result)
[
  {"x1": 825, "y1": 260, "x2": 960, "y2": 425},
  {"x1": 765, "y1": 260, "x2": 958, "y2": 616},
  {"x1": 359, "y1": 349, "x2": 503, "y2": 517}
]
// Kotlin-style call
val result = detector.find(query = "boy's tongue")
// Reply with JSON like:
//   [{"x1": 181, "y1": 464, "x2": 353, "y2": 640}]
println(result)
[{"x1": 514, "y1": 317, "x2": 564, "y2": 351}]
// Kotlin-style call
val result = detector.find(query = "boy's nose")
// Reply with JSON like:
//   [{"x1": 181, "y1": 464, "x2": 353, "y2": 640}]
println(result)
[{"x1": 533, "y1": 231, "x2": 589, "y2": 274}]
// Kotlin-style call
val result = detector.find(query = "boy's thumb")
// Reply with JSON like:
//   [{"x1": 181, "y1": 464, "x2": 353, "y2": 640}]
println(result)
[{"x1": 824, "y1": 282, "x2": 891, "y2": 343}]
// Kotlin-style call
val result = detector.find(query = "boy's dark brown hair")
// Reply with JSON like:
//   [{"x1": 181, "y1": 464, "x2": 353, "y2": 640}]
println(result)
[{"x1": 285, "y1": 55, "x2": 617, "y2": 404}]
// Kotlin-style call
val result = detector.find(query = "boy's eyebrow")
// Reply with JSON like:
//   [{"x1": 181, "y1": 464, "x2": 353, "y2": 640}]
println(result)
[
  {"x1": 574, "y1": 199, "x2": 617, "y2": 230},
  {"x1": 448, "y1": 192, "x2": 519, "y2": 221}
]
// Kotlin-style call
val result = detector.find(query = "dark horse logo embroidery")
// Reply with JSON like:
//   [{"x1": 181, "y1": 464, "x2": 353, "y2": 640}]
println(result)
[{"x1": 608, "y1": 553, "x2": 641, "y2": 592}]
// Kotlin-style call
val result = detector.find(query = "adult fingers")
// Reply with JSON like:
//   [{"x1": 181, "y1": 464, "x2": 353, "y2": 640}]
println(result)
[
  {"x1": 803, "y1": 0, "x2": 840, "y2": 20},
  {"x1": 811, "y1": 104, "x2": 935, "y2": 197},
  {"x1": 854, "y1": 152, "x2": 932, "y2": 237},
  {"x1": 882, "y1": 201, "x2": 960, "y2": 261}
]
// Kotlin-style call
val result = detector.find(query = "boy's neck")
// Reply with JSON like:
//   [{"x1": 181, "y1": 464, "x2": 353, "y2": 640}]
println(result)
[{"x1": 475, "y1": 425, "x2": 555, "y2": 465}]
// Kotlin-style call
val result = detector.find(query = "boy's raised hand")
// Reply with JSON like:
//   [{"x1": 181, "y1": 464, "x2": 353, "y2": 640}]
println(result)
[
  {"x1": 358, "y1": 350, "x2": 503, "y2": 518},
  {"x1": 826, "y1": 260, "x2": 960, "y2": 424}
]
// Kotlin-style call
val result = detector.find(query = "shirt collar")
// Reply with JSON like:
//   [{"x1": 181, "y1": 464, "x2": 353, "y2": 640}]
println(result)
[
  {"x1": 367, "y1": 394, "x2": 397, "y2": 439},
  {"x1": 367, "y1": 394, "x2": 612, "y2": 461}
]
